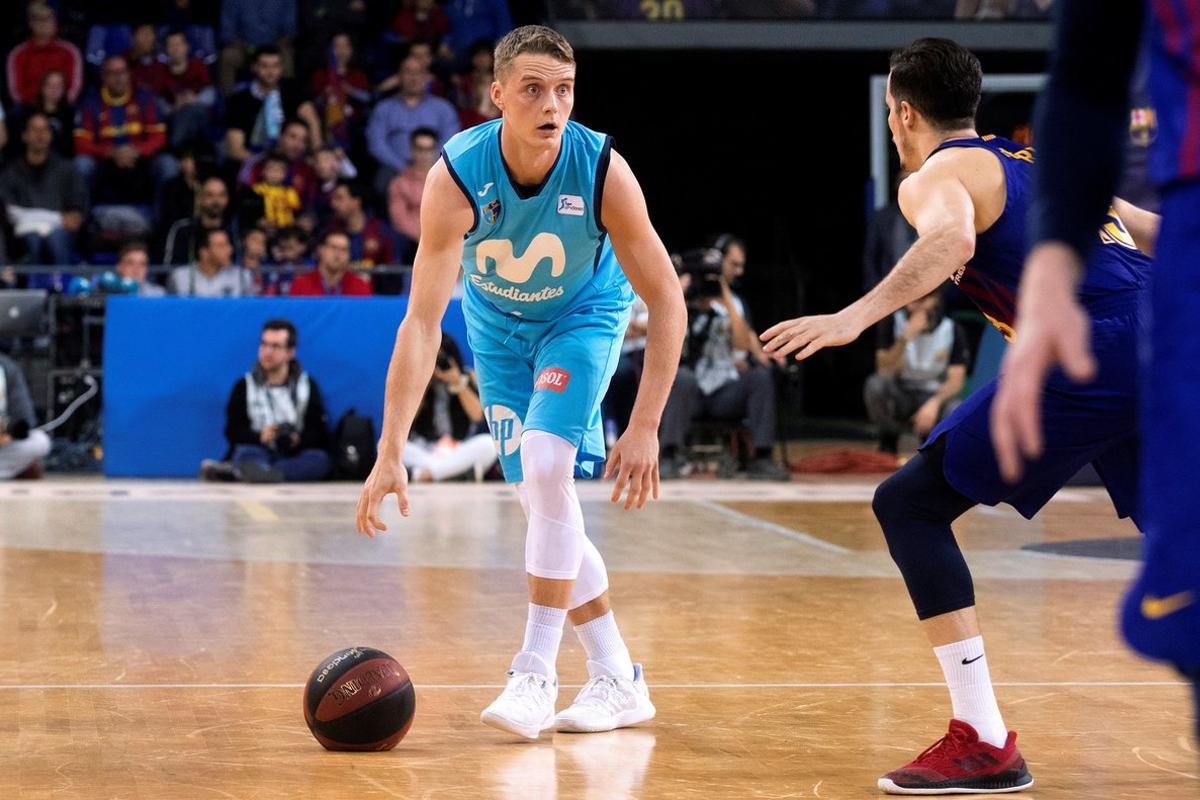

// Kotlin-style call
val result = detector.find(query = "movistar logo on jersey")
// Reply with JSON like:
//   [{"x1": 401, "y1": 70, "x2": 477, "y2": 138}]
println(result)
[{"x1": 476, "y1": 233, "x2": 566, "y2": 282}]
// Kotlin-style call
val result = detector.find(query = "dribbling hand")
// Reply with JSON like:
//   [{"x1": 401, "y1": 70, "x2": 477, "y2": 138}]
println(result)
[
  {"x1": 606, "y1": 423, "x2": 659, "y2": 511},
  {"x1": 356, "y1": 457, "x2": 410, "y2": 537}
]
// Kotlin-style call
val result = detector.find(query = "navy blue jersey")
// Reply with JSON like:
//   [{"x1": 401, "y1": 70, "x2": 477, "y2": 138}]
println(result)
[
  {"x1": 929, "y1": 135, "x2": 1151, "y2": 340},
  {"x1": 1146, "y1": 1, "x2": 1200, "y2": 188}
]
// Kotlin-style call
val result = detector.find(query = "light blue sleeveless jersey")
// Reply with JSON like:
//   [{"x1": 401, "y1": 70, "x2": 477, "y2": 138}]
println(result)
[{"x1": 441, "y1": 119, "x2": 632, "y2": 323}]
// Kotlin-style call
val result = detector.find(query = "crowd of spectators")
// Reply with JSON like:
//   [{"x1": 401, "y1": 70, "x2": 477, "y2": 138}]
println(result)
[
  {"x1": 0, "y1": 0, "x2": 515, "y2": 294},
  {"x1": 554, "y1": 0, "x2": 1053, "y2": 20}
]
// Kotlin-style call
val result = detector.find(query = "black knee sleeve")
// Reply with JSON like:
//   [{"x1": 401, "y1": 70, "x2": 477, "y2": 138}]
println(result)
[{"x1": 872, "y1": 439, "x2": 978, "y2": 620}]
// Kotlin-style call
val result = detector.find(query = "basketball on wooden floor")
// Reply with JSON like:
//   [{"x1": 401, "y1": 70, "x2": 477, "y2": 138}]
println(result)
[{"x1": 303, "y1": 647, "x2": 416, "y2": 751}]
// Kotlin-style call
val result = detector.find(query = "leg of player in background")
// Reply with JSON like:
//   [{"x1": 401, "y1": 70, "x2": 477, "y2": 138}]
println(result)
[
  {"x1": 872, "y1": 440, "x2": 1033, "y2": 795},
  {"x1": 1119, "y1": 185, "x2": 1200, "y2": 737}
]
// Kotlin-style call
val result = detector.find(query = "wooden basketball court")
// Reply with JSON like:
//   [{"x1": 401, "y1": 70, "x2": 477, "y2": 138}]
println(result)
[{"x1": 0, "y1": 478, "x2": 1194, "y2": 799}]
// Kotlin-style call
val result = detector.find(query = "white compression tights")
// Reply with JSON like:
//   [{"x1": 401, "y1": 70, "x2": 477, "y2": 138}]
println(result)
[{"x1": 517, "y1": 430, "x2": 609, "y2": 609}]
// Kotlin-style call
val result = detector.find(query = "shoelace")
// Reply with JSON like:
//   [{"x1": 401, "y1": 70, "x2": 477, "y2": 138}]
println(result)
[
  {"x1": 576, "y1": 675, "x2": 630, "y2": 711},
  {"x1": 505, "y1": 671, "x2": 552, "y2": 711},
  {"x1": 913, "y1": 726, "x2": 974, "y2": 765}
]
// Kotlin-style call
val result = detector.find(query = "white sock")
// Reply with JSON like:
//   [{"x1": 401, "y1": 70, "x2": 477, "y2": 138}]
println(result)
[
  {"x1": 574, "y1": 611, "x2": 635, "y2": 680},
  {"x1": 513, "y1": 603, "x2": 567, "y2": 678},
  {"x1": 933, "y1": 635, "x2": 1008, "y2": 748}
]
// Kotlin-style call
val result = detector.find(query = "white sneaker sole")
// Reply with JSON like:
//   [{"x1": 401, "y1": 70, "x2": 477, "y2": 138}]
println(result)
[
  {"x1": 480, "y1": 707, "x2": 556, "y2": 740},
  {"x1": 554, "y1": 700, "x2": 656, "y2": 733},
  {"x1": 877, "y1": 776, "x2": 1034, "y2": 795}
]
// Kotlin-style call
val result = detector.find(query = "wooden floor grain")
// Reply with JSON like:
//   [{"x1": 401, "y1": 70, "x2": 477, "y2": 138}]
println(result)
[{"x1": 0, "y1": 479, "x2": 1190, "y2": 799}]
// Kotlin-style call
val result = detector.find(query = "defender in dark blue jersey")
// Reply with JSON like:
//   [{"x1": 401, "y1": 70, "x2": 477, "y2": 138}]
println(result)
[
  {"x1": 762, "y1": 39, "x2": 1158, "y2": 795},
  {"x1": 992, "y1": 0, "x2": 1200, "y2": 742}
]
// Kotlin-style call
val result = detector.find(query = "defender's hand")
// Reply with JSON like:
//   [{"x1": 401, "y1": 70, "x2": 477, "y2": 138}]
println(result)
[
  {"x1": 992, "y1": 243, "x2": 1096, "y2": 482},
  {"x1": 356, "y1": 457, "x2": 410, "y2": 537},
  {"x1": 605, "y1": 423, "x2": 659, "y2": 511},
  {"x1": 760, "y1": 311, "x2": 862, "y2": 361}
]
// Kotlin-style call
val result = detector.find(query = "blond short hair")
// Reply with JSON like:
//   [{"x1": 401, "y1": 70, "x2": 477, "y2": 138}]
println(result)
[{"x1": 494, "y1": 25, "x2": 575, "y2": 80}]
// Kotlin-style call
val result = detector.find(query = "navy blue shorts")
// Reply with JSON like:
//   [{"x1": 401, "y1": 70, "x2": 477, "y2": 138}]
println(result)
[{"x1": 923, "y1": 296, "x2": 1145, "y2": 523}]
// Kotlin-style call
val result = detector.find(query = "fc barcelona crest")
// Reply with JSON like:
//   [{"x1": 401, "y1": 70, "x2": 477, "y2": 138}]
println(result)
[{"x1": 484, "y1": 199, "x2": 502, "y2": 225}]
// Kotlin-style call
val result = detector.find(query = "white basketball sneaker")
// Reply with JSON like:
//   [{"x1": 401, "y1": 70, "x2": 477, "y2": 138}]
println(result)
[
  {"x1": 555, "y1": 661, "x2": 656, "y2": 733},
  {"x1": 480, "y1": 652, "x2": 558, "y2": 739}
]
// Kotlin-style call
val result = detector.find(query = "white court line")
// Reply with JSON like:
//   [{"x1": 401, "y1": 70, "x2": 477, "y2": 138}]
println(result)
[
  {"x1": 692, "y1": 499, "x2": 851, "y2": 554},
  {"x1": 0, "y1": 680, "x2": 1185, "y2": 690}
]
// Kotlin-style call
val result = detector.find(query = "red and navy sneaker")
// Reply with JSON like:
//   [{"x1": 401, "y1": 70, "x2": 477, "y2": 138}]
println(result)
[{"x1": 878, "y1": 720, "x2": 1034, "y2": 795}]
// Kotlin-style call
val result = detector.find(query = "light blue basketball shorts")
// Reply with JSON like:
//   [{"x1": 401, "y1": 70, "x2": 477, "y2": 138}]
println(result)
[{"x1": 464, "y1": 292, "x2": 631, "y2": 483}]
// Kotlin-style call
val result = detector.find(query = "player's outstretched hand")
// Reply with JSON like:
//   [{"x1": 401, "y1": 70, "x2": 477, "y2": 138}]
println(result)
[
  {"x1": 356, "y1": 457, "x2": 410, "y2": 537},
  {"x1": 606, "y1": 423, "x2": 660, "y2": 511},
  {"x1": 992, "y1": 243, "x2": 1096, "y2": 483},
  {"x1": 760, "y1": 311, "x2": 862, "y2": 361}
]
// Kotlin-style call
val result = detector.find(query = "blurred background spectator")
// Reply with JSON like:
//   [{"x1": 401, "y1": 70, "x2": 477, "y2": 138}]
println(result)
[
  {"x1": 162, "y1": 175, "x2": 237, "y2": 265},
  {"x1": 74, "y1": 55, "x2": 179, "y2": 211},
  {"x1": 7, "y1": 4, "x2": 83, "y2": 108},
  {"x1": 0, "y1": 352, "x2": 51, "y2": 480},
  {"x1": 387, "y1": 126, "x2": 439, "y2": 263},
  {"x1": 327, "y1": 180, "x2": 394, "y2": 285},
  {"x1": 218, "y1": 0, "x2": 298, "y2": 95},
  {"x1": 0, "y1": 113, "x2": 87, "y2": 280},
  {"x1": 290, "y1": 229, "x2": 372, "y2": 296},
  {"x1": 144, "y1": 29, "x2": 217, "y2": 151},
  {"x1": 9, "y1": 70, "x2": 76, "y2": 160},
  {"x1": 404, "y1": 332, "x2": 496, "y2": 482},
  {"x1": 168, "y1": 226, "x2": 254, "y2": 296},
  {"x1": 864, "y1": 290, "x2": 968, "y2": 454},
  {"x1": 114, "y1": 240, "x2": 166, "y2": 297},
  {"x1": 367, "y1": 55, "x2": 459, "y2": 199},
  {"x1": 661, "y1": 247, "x2": 788, "y2": 481},
  {"x1": 222, "y1": 46, "x2": 320, "y2": 167}
]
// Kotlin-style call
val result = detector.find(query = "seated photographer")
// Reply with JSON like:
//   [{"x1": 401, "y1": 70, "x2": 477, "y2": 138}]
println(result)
[
  {"x1": 200, "y1": 319, "x2": 332, "y2": 483},
  {"x1": 404, "y1": 333, "x2": 496, "y2": 482},
  {"x1": 865, "y1": 290, "x2": 968, "y2": 454},
  {"x1": 0, "y1": 353, "x2": 51, "y2": 479},
  {"x1": 659, "y1": 247, "x2": 789, "y2": 481}
]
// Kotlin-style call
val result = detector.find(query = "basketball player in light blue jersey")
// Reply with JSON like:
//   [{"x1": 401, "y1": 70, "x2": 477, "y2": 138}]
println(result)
[{"x1": 356, "y1": 26, "x2": 686, "y2": 740}]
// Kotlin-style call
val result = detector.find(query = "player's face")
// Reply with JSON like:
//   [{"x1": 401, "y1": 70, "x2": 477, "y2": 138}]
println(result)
[
  {"x1": 494, "y1": 55, "x2": 575, "y2": 146},
  {"x1": 885, "y1": 77, "x2": 917, "y2": 171}
]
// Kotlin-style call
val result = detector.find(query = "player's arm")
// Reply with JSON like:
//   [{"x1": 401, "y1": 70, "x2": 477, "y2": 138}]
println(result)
[
  {"x1": 603, "y1": 149, "x2": 686, "y2": 510},
  {"x1": 1112, "y1": 196, "x2": 1160, "y2": 257},
  {"x1": 356, "y1": 160, "x2": 470, "y2": 535},
  {"x1": 761, "y1": 166, "x2": 974, "y2": 360}
]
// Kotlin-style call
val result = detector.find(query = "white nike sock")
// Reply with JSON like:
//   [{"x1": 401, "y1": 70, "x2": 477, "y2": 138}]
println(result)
[
  {"x1": 574, "y1": 611, "x2": 634, "y2": 680},
  {"x1": 513, "y1": 603, "x2": 567, "y2": 678},
  {"x1": 933, "y1": 635, "x2": 1008, "y2": 748}
]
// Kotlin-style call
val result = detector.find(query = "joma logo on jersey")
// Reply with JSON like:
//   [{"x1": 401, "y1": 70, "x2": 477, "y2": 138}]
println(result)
[
  {"x1": 534, "y1": 367, "x2": 571, "y2": 393},
  {"x1": 475, "y1": 233, "x2": 566, "y2": 284},
  {"x1": 486, "y1": 404, "x2": 523, "y2": 457}
]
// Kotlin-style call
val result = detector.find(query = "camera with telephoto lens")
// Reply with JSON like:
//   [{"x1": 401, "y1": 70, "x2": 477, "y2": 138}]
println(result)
[
  {"x1": 436, "y1": 351, "x2": 452, "y2": 371},
  {"x1": 0, "y1": 414, "x2": 30, "y2": 441},
  {"x1": 680, "y1": 247, "x2": 724, "y2": 302},
  {"x1": 271, "y1": 423, "x2": 300, "y2": 457}
]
